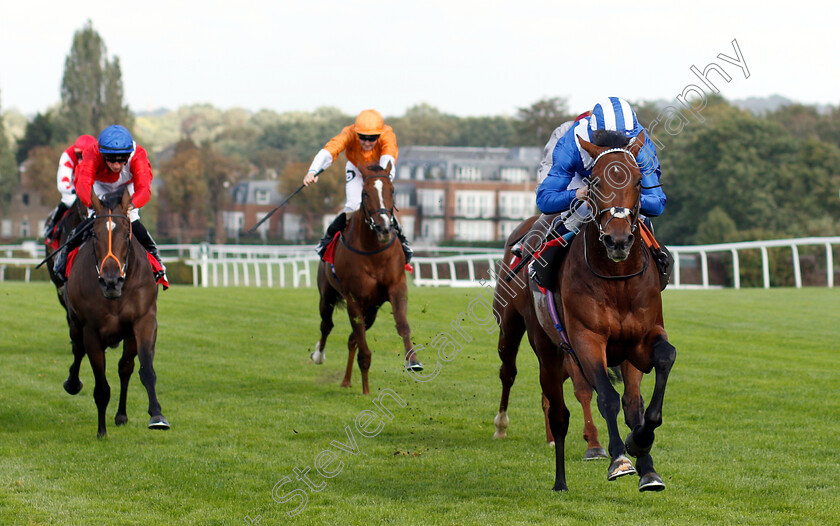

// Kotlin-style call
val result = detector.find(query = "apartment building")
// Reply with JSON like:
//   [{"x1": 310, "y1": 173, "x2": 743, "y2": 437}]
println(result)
[{"x1": 393, "y1": 145, "x2": 541, "y2": 243}]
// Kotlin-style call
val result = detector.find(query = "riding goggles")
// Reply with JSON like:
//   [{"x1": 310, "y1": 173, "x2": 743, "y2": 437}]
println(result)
[
  {"x1": 102, "y1": 154, "x2": 130, "y2": 164},
  {"x1": 358, "y1": 134, "x2": 380, "y2": 143}
]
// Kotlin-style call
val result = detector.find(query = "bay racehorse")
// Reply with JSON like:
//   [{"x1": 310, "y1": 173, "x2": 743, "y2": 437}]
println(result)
[
  {"x1": 63, "y1": 188, "x2": 169, "y2": 437},
  {"x1": 492, "y1": 214, "x2": 608, "y2": 460},
  {"x1": 312, "y1": 163, "x2": 422, "y2": 394},
  {"x1": 514, "y1": 131, "x2": 676, "y2": 491}
]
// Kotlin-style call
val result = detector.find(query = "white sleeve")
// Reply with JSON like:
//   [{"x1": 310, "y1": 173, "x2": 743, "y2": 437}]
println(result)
[
  {"x1": 307, "y1": 149, "x2": 333, "y2": 175},
  {"x1": 56, "y1": 152, "x2": 77, "y2": 204},
  {"x1": 380, "y1": 154, "x2": 396, "y2": 179}
]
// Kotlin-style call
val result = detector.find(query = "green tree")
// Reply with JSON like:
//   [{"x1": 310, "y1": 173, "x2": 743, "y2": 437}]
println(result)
[
  {"x1": 16, "y1": 112, "x2": 59, "y2": 164},
  {"x1": 160, "y1": 140, "x2": 206, "y2": 243},
  {"x1": 278, "y1": 161, "x2": 344, "y2": 240},
  {"x1": 0, "y1": 90, "x2": 18, "y2": 210},
  {"x1": 389, "y1": 104, "x2": 459, "y2": 146},
  {"x1": 58, "y1": 20, "x2": 133, "y2": 142},
  {"x1": 515, "y1": 97, "x2": 572, "y2": 147},
  {"x1": 20, "y1": 146, "x2": 61, "y2": 197}
]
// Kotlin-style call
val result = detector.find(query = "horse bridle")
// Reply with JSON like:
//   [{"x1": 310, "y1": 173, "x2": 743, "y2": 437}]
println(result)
[
  {"x1": 586, "y1": 146, "x2": 642, "y2": 242},
  {"x1": 91, "y1": 210, "x2": 132, "y2": 280},
  {"x1": 361, "y1": 175, "x2": 397, "y2": 233},
  {"x1": 583, "y1": 144, "x2": 649, "y2": 280}
]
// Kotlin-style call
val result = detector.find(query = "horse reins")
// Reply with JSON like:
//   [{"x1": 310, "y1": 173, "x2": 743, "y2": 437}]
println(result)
[{"x1": 92, "y1": 210, "x2": 132, "y2": 279}]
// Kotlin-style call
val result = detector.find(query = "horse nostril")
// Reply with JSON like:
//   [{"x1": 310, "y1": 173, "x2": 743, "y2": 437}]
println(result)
[
  {"x1": 626, "y1": 234, "x2": 634, "y2": 247},
  {"x1": 603, "y1": 235, "x2": 615, "y2": 249}
]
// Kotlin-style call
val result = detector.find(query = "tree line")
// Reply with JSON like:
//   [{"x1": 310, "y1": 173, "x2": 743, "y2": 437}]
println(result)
[{"x1": 1, "y1": 22, "x2": 838, "y2": 246}]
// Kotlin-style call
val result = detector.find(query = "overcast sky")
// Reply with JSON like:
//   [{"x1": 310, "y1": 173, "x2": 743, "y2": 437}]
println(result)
[{"x1": 1, "y1": 1, "x2": 837, "y2": 119}]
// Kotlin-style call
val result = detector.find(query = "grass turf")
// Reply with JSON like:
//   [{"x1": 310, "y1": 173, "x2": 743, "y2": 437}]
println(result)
[{"x1": 0, "y1": 283, "x2": 838, "y2": 525}]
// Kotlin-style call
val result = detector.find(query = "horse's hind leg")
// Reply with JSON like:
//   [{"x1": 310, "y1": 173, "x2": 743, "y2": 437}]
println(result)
[
  {"x1": 135, "y1": 317, "x2": 169, "y2": 430},
  {"x1": 625, "y1": 334, "x2": 676, "y2": 491},
  {"x1": 115, "y1": 337, "x2": 137, "y2": 426},
  {"x1": 537, "y1": 350, "x2": 571, "y2": 491},
  {"x1": 565, "y1": 353, "x2": 607, "y2": 460},
  {"x1": 493, "y1": 308, "x2": 524, "y2": 440},
  {"x1": 341, "y1": 333, "x2": 357, "y2": 388}
]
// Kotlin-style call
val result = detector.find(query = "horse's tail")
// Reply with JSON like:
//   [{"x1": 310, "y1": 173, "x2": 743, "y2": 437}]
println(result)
[{"x1": 608, "y1": 366, "x2": 623, "y2": 385}]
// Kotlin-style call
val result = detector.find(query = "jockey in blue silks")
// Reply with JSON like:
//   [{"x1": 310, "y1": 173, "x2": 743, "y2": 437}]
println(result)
[{"x1": 536, "y1": 97, "x2": 666, "y2": 234}]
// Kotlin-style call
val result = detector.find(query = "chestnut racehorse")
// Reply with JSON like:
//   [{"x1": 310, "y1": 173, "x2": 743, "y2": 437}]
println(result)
[
  {"x1": 507, "y1": 131, "x2": 676, "y2": 492},
  {"x1": 312, "y1": 163, "x2": 422, "y2": 394},
  {"x1": 63, "y1": 188, "x2": 169, "y2": 437}
]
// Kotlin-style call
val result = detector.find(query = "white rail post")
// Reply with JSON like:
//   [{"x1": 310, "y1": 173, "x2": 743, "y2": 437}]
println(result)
[
  {"x1": 761, "y1": 246, "x2": 770, "y2": 288},
  {"x1": 826, "y1": 243, "x2": 834, "y2": 288},
  {"x1": 700, "y1": 251, "x2": 709, "y2": 289},
  {"x1": 791, "y1": 244, "x2": 802, "y2": 288},
  {"x1": 731, "y1": 249, "x2": 741, "y2": 289}
]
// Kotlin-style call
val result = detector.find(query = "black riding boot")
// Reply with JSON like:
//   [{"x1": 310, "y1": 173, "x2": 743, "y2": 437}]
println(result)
[
  {"x1": 132, "y1": 220, "x2": 168, "y2": 282},
  {"x1": 393, "y1": 217, "x2": 413, "y2": 263},
  {"x1": 44, "y1": 202, "x2": 69, "y2": 240},
  {"x1": 316, "y1": 212, "x2": 347, "y2": 258},
  {"x1": 53, "y1": 216, "x2": 94, "y2": 283}
]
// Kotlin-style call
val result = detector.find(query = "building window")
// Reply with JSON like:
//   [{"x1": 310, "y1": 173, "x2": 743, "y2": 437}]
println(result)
[
  {"x1": 1, "y1": 219, "x2": 11, "y2": 237},
  {"x1": 418, "y1": 189, "x2": 445, "y2": 216},
  {"x1": 398, "y1": 166, "x2": 411, "y2": 180},
  {"x1": 22, "y1": 193, "x2": 29, "y2": 206},
  {"x1": 500, "y1": 167, "x2": 528, "y2": 183},
  {"x1": 396, "y1": 192, "x2": 411, "y2": 210},
  {"x1": 20, "y1": 220, "x2": 30, "y2": 238},
  {"x1": 255, "y1": 189, "x2": 270, "y2": 205},
  {"x1": 455, "y1": 190, "x2": 495, "y2": 218},
  {"x1": 455, "y1": 165, "x2": 481, "y2": 181}
]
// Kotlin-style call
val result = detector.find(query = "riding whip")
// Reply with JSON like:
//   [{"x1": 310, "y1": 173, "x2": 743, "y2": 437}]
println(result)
[{"x1": 243, "y1": 169, "x2": 322, "y2": 235}]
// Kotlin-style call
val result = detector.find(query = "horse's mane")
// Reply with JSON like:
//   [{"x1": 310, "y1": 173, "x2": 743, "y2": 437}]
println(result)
[
  {"x1": 591, "y1": 130, "x2": 631, "y2": 148},
  {"x1": 99, "y1": 190, "x2": 127, "y2": 210}
]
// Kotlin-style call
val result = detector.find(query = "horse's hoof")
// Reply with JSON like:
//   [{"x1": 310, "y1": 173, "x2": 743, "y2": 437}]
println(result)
[
  {"x1": 639, "y1": 472, "x2": 666, "y2": 492},
  {"x1": 63, "y1": 378, "x2": 83, "y2": 395},
  {"x1": 548, "y1": 441, "x2": 555, "y2": 447},
  {"x1": 340, "y1": 382, "x2": 352, "y2": 388},
  {"x1": 310, "y1": 343, "x2": 325, "y2": 364},
  {"x1": 148, "y1": 415, "x2": 170, "y2": 430},
  {"x1": 404, "y1": 359, "x2": 423, "y2": 372},
  {"x1": 115, "y1": 414, "x2": 128, "y2": 426},
  {"x1": 607, "y1": 455, "x2": 636, "y2": 480},
  {"x1": 584, "y1": 447, "x2": 608, "y2": 460},
  {"x1": 552, "y1": 481, "x2": 569, "y2": 492}
]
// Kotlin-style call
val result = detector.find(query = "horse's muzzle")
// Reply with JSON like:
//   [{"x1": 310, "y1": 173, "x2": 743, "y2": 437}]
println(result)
[
  {"x1": 99, "y1": 276, "x2": 125, "y2": 299},
  {"x1": 603, "y1": 233, "x2": 634, "y2": 262}
]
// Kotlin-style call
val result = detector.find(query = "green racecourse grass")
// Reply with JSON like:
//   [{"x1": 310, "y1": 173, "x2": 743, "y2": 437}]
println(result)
[{"x1": 1, "y1": 282, "x2": 838, "y2": 525}]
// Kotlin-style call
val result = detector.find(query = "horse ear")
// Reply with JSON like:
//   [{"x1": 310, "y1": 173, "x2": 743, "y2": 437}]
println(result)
[
  {"x1": 577, "y1": 135, "x2": 603, "y2": 159},
  {"x1": 384, "y1": 161, "x2": 392, "y2": 174},
  {"x1": 91, "y1": 189, "x2": 103, "y2": 214},
  {"x1": 629, "y1": 131, "x2": 646, "y2": 157}
]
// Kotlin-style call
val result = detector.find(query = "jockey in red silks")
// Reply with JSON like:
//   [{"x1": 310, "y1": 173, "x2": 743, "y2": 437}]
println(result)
[
  {"x1": 53, "y1": 125, "x2": 167, "y2": 284},
  {"x1": 43, "y1": 134, "x2": 97, "y2": 243}
]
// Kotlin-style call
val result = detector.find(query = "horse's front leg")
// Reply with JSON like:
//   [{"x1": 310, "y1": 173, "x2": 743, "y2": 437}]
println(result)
[
  {"x1": 572, "y1": 333, "x2": 635, "y2": 481},
  {"x1": 83, "y1": 326, "x2": 109, "y2": 438},
  {"x1": 64, "y1": 321, "x2": 85, "y2": 396},
  {"x1": 625, "y1": 333, "x2": 676, "y2": 491},
  {"x1": 134, "y1": 316, "x2": 169, "y2": 430},
  {"x1": 388, "y1": 285, "x2": 421, "y2": 371},
  {"x1": 313, "y1": 265, "x2": 340, "y2": 365},
  {"x1": 345, "y1": 300, "x2": 373, "y2": 395},
  {"x1": 115, "y1": 336, "x2": 137, "y2": 426}
]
